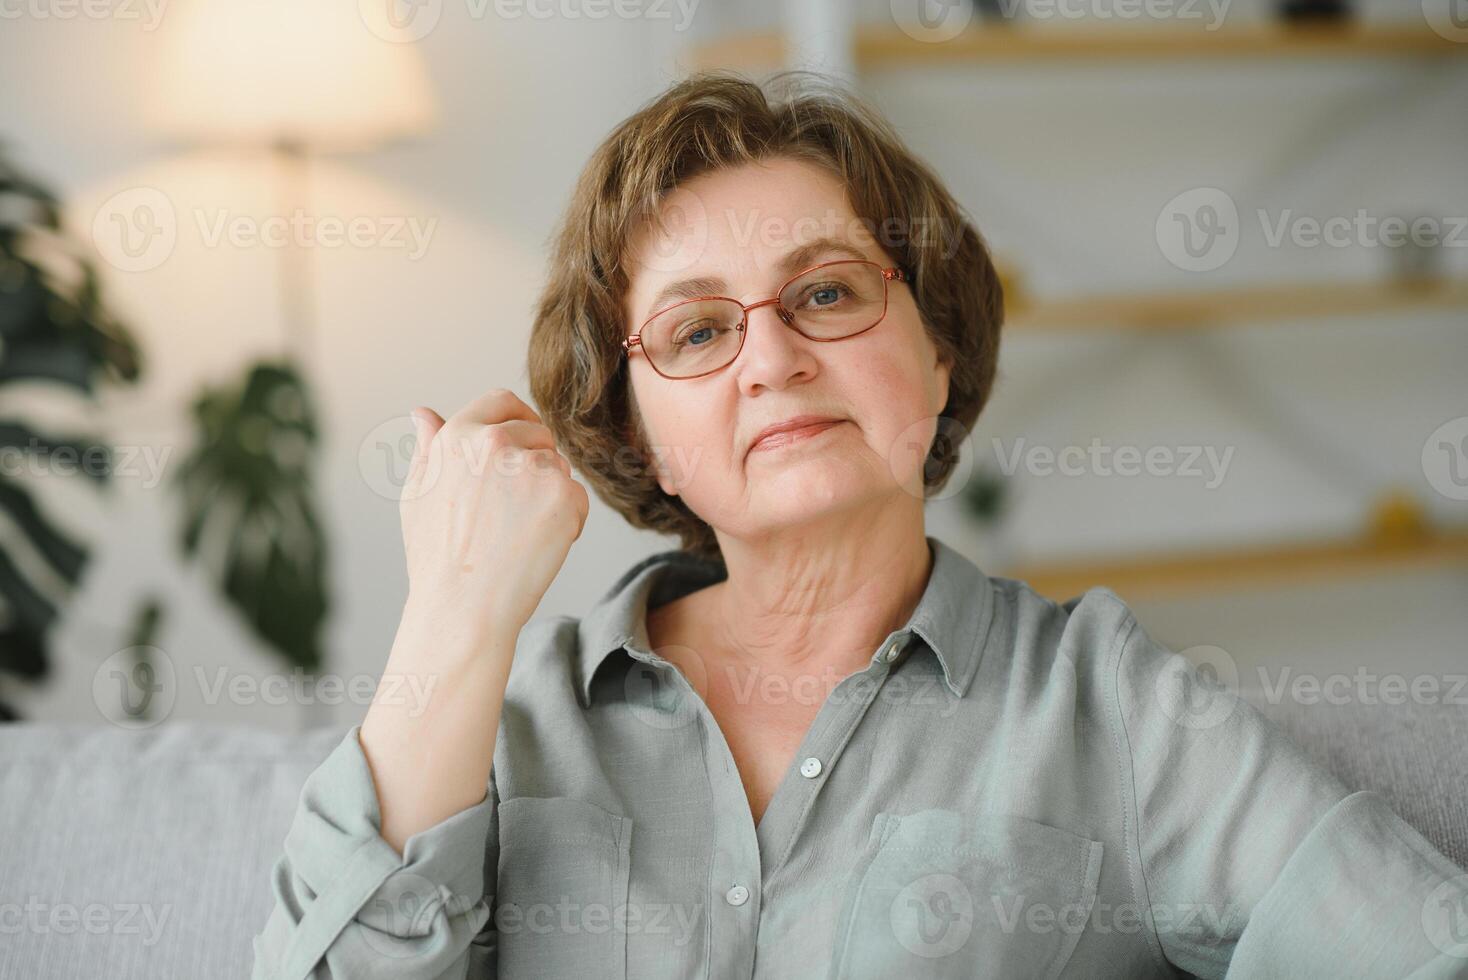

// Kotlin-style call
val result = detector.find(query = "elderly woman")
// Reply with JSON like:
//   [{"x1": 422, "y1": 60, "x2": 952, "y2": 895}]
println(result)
[{"x1": 253, "y1": 73, "x2": 1467, "y2": 979}]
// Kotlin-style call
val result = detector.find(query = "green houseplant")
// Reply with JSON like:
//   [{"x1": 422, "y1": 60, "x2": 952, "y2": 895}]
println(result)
[
  {"x1": 0, "y1": 144, "x2": 331, "y2": 721},
  {"x1": 0, "y1": 146, "x2": 144, "y2": 719}
]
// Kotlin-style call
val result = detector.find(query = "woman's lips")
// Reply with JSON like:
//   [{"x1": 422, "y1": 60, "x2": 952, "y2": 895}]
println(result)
[{"x1": 748, "y1": 419, "x2": 845, "y2": 454}]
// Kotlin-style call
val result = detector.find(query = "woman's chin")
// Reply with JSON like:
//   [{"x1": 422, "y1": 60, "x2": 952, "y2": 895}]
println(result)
[{"x1": 746, "y1": 468, "x2": 880, "y2": 521}]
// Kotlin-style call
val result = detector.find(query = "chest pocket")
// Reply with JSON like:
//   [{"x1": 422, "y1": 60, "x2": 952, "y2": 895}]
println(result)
[
  {"x1": 494, "y1": 796, "x2": 633, "y2": 979},
  {"x1": 828, "y1": 808, "x2": 1103, "y2": 980}
]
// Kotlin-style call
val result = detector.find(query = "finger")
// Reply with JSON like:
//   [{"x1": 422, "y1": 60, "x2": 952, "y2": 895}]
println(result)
[
  {"x1": 520, "y1": 447, "x2": 573, "y2": 483},
  {"x1": 569, "y1": 477, "x2": 590, "y2": 537},
  {"x1": 484, "y1": 419, "x2": 558, "y2": 452},
  {"x1": 407, "y1": 407, "x2": 447, "y2": 491},
  {"x1": 447, "y1": 387, "x2": 542, "y2": 430}
]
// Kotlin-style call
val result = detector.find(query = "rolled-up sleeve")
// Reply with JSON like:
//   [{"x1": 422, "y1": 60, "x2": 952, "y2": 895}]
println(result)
[
  {"x1": 1113, "y1": 613, "x2": 1468, "y2": 979},
  {"x1": 251, "y1": 724, "x2": 499, "y2": 980}
]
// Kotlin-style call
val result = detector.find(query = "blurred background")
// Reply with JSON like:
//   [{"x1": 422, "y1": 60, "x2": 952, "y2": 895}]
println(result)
[{"x1": 0, "y1": 0, "x2": 1464, "y2": 731}]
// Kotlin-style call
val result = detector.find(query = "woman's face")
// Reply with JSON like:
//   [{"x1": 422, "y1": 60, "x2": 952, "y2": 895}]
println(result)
[{"x1": 622, "y1": 156, "x2": 951, "y2": 542}]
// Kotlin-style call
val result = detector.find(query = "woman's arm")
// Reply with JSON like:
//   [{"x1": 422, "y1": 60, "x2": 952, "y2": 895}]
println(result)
[
  {"x1": 250, "y1": 717, "x2": 499, "y2": 980},
  {"x1": 359, "y1": 601, "x2": 516, "y2": 856},
  {"x1": 251, "y1": 389, "x2": 590, "y2": 979},
  {"x1": 1111, "y1": 612, "x2": 1468, "y2": 978},
  {"x1": 248, "y1": 612, "x2": 507, "y2": 980},
  {"x1": 362, "y1": 389, "x2": 589, "y2": 851}
]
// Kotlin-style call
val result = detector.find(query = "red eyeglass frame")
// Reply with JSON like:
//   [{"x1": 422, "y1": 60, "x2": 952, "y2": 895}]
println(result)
[{"x1": 621, "y1": 259, "x2": 911, "y2": 380}]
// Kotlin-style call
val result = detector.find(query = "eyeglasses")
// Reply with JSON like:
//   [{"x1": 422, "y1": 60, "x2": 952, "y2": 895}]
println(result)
[{"x1": 622, "y1": 259, "x2": 911, "y2": 380}]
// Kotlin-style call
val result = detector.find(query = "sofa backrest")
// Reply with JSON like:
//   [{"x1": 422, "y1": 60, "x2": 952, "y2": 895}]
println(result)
[
  {"x1": 0, "y1": 723, "x2": 344, "y2": 980},
  {"x1": 0, "y1": 698, "x2": 1463, "y2": 978}
]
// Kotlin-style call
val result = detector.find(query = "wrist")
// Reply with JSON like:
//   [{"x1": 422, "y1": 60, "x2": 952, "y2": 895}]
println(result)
[{"x1": 396, "y1": 591, "x2": 523, "y2": 666}]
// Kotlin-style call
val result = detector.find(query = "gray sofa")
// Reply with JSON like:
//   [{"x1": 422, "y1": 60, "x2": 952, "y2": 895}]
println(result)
[{"x1": 1, "y1": 695, "x2": 1464, "y2": 980}]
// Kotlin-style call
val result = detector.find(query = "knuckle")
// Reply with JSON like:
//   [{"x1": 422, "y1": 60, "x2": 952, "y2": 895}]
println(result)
[
  {"x1": 486, "y1": 387, "x2": 514, "y2": 409},
  {"x1": 478, "y1": 424, "x2": 510, "y2": 450}
]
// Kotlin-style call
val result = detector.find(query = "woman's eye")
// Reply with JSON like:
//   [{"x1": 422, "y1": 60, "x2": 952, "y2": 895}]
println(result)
[
  {"x1": 675, "y1": 322, "x2": 719, "y2": 347},
  {"x1": 802, "y1": 282, "x2": 849, "y2": 308}
]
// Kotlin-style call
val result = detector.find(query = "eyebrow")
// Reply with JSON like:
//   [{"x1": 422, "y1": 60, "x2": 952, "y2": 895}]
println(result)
[{"x1": 641, "y1": 237, "x2": 873, "y2": 322}]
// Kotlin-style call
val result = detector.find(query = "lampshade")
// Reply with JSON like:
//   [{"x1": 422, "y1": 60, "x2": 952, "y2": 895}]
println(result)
[{"x1": 146, "y1": 0, "x2": 437, "y2": 152}]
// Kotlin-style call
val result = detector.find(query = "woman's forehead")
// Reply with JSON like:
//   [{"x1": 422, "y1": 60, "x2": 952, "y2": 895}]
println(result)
[
  {"x1": 636, "y1": 159, "x2": 854, "y2": 249},
  {"x1": 619, "y1": 159, "x2": 881, "y2": 320}
]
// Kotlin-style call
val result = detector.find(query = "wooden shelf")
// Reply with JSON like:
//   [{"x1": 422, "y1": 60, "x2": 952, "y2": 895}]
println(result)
[
  {"x1": 1004, "y1": 527, "x2": 1468, "y2": 602},
  {"x1": 689, "y1": 23, "x2": 1466, "y2": 73},
  {"x1": 1006, "y1": 278, "x2": 1468, "y2": 331}
]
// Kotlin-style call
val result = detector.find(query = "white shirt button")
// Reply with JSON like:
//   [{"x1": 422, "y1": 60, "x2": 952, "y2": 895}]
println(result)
[
  {"x1": 725, "y1": 884, "x2": 749, "y2": 906},
  {"x1": 883, "y1": 639, "x2": 902, "y2": 663},
  {"x1": 799, "y1": 757, "x2": 822, "y2": 778}
]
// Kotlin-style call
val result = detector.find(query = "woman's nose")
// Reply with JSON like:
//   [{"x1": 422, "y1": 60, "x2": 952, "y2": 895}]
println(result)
[
  {"x1": 736, "y1": 301, "x2": 815, "y2": 388},
  {"x1": 742, "y1": 296, "x2": 793, "y2": 328},
  {"x1": 744, "y1": 300, "x2": 798, "y2": 348}
]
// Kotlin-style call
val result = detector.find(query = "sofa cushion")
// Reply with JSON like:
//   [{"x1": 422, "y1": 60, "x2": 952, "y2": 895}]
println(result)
[
  {"x1": 1245, "y1": 692, "x2": 1468, "y2": 870},
  {"x1": 0, "y1": 723, "x2": 343, "y2": 980},
  {"x1": 0, "y1": 697, "x2": 1463, "y2": 979}
]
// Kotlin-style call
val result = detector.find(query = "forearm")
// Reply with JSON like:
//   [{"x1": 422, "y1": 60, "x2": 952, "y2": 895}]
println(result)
[{"x1": 360, "y1": 597, "x2": 518, "y2": 854}]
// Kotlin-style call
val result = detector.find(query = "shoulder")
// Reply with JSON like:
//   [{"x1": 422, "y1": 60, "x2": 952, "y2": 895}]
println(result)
[{"x1": 983, "y1": 575, "x2": 1141, "y2": 678}]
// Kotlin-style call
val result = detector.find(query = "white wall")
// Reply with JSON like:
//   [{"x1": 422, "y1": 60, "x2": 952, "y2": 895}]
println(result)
[{"x1": 1, "y1": 0, "x2": 1464, "y2": 730}]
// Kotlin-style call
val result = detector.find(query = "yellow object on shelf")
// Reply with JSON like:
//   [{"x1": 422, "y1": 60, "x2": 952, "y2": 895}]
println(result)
[
  {"x1": 1368, "y1": 490, "x2": 1430, "y2": 544},
  {"x1": 994, "y1": 256, "x2": 1026, "y2": 316}
]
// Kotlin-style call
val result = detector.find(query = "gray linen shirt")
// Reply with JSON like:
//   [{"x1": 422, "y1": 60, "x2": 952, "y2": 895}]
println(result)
[{"x1": 252, "y1": 535, "x2": 1468, "y2": 979}]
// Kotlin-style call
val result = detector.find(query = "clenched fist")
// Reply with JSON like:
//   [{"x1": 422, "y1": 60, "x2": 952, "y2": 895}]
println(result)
[{"x1": 400, "y1": 387, "x2": 590, "y2": 639}]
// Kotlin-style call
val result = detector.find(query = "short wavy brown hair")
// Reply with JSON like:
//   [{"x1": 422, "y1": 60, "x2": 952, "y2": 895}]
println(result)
[{"x1": 528, "y1": 70, "x2": 1004, "y2": 562}]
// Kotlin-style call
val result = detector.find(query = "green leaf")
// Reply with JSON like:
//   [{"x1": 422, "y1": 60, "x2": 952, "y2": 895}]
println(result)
[
  {"x1": 174, "y1": 359, "x2": 330, "y2": 673},
  {"x1": 0, "y1": 144, "x2": 145, "y2": 695},
  {"x1": 0, "y1": 422, "x2": 112, "y2": 484}
]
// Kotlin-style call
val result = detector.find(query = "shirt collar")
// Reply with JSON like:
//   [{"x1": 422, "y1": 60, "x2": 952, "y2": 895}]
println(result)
[{"x1": 575, "y1": 535, "x2": 994, "y2": 706}]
